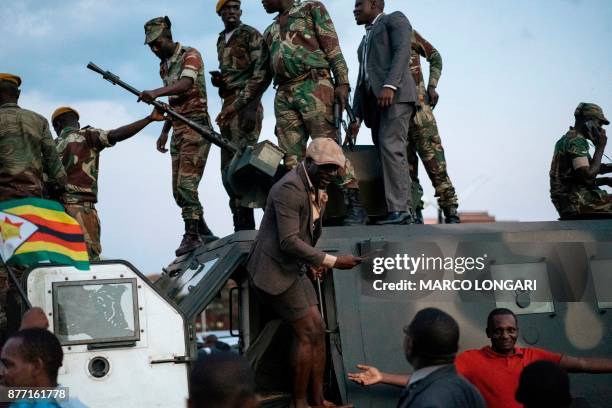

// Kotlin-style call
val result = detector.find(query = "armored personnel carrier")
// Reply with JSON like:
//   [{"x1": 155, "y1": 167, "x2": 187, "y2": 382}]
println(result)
[{"x1": 22, "y1": 219, "x2": 612, "y2": 407}]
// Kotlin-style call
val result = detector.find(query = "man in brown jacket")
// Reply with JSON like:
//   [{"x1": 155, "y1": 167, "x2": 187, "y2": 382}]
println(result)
[{"x1": 247, "y1": 138, "x2": 361, "y2": 408}]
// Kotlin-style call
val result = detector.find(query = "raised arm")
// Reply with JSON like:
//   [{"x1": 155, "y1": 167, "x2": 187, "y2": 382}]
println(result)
[
  {"x1": 560, "y1": 355, "x2": 612, "y2": 373},
  {"x1": 573, "y1": 129, "x2": 607, "y2": 184},
  {"x1": 107, "y1": 108, "x2": 165, "y2": 145},
  {"x1": 140, "y1": 48, "x2": 203, "y2": 102},
  {"x1": 347, "y1": 364, "x2": 410, "y2": 388}
]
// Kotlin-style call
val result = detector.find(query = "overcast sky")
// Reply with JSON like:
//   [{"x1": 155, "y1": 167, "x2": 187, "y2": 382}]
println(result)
[{"x1": 2, "y1": 0, "x2": 611, "y2": 274}]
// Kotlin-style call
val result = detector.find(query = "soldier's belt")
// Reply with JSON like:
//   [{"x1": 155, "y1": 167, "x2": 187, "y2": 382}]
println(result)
[{"x1": 275, "y1": 69, "x2": 331, "y2": 89}]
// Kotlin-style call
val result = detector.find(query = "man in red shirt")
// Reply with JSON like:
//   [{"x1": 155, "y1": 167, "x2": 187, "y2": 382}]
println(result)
[{"x1": 349, "y1": 308, "x2": 612, "y2": 408}]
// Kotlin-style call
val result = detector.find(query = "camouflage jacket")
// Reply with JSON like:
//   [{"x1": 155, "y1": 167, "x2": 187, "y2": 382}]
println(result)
[
  {"x1": 550, "y1": 128, "x2": 605, "y2": 200},
  {"x1": 0, "y1": 103, "x2": 66, "y2": 201},
  {"x1": 263, "y1": 0, "x2": 349, "y2": 86},
  {"x1": 410, "y1": 30, "x2": 442, "y2": 106},
  {"x1": 55, "y1": 126, "x2": 115, "y2": 203},
  {"x1": 160, "y1": 43, "x2": 209, "y2": 119},
  {"x1": 216, "y1": 24, "x2": 270, "y2": 111}
]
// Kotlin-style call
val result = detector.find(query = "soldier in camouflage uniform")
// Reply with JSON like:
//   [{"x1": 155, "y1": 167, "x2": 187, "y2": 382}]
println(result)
[
  {"x1": 219, "y1": 0, "x2": 367, "y2": 225},
  {"x1": 0, "y1": 73, "x2": 67, "y2": 342},
  {"x1": 407, "y1": 30, "x2": 459, "y2": 224},
  {"x1": 550, "y1": 103, "x2": 611, "y2": 219},
  {"x1": 212, "y1": 0, "x2": 266, "y2": 231},
  {"x1": 141, "y1": 16, "x2": 218, "y2": 256},
  {"x1": 51, "y1": 106, "x2": 164, "y2": 261}
]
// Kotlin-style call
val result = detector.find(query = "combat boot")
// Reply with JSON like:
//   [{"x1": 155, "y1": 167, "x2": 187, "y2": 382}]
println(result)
[
  {"x1": 443, "y1": 206, "x2": 461, "y2": 224},
  {"x1": 233, "y1": 207, "x2": 255, "y2": 232},
  {"x1": 176, "y1": 219, "x2": 202, "y2": 257},
  {"x1": 343, "y1": 188, "x2": 368, "y2": 225},
  {"x1": 414, "y1": 207, "x2": 424, "y2": 224},
  {"x1": 198, "y1": 216, "x2": 219, "y2": 243}
]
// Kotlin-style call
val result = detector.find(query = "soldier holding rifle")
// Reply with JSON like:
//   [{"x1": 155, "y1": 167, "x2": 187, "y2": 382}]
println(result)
[{"x1": 140, "y1": 16, "x2": 217, "y2": 257}]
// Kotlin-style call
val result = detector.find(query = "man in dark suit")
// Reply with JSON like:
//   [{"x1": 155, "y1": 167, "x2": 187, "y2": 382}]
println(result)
[
  {"x1": 348, "y1": 308, "x2": 485, "y2": 407},
  {"x1": 247, "y1": 138, "x2": 361, "y2": 408},
  {"x1": 351, "y1": 0, "x2": 418, "y2": 225}
]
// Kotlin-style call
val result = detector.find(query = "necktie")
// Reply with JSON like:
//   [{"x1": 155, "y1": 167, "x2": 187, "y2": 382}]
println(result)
[{"x1": 361, "y1": 25, "x2": 373, "y2": 85}]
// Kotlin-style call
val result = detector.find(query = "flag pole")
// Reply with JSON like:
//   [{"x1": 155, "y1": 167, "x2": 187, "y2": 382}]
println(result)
[{"x1": 0, "y1": 256, "x2": 32, "y2": 309}]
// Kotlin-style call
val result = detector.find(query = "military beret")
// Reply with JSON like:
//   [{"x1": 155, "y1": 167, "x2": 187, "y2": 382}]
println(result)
[
  {"x1": 306, "y1": 138, "x2": 346, "y2": 168},
  {"x1": 52, "y1": 106, "x2": 79, "y2": 124},
  {"x1": 144, "y1": 16, "x2": 171, "y2": 45},
  {"x1": 216, "y1": 0, "x2": 240, "y2": 14},
  {"x1": 0, "y1": 73, "x2": 22, "y2": 87},
  {"x1": 575, "y1": 102, "x2": 609, "y2": 125}
]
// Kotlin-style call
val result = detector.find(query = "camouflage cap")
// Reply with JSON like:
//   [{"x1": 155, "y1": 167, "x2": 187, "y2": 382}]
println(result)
[
  {"x1": 52, "y1": 106, "x2": 79, "y2": 123},
  {"x1": 144, "y1": 16, "x2": 171, "y2": 45},
  {"x1": 216, "y1": 0, "x2": 240, "y2": 13},
  {"x1": 574, "y1": 102, "x2": 609, "y2": 125},
  {"x1": 0, "y1": 73, "x2": 22, "y2": 87},
  {"x1": 306, "y1": 138, "x2": 346, "y2": 168}
]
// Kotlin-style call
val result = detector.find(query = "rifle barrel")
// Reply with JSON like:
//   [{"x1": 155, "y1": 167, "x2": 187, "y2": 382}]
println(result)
[{"x1": 87, "y1": 62, "x2": 238, "y2": 153}]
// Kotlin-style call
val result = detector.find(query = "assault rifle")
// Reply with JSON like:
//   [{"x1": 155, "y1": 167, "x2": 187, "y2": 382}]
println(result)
[
  {"x1": 333, "y1": 96, "x2": 358, "y2": 151},
  {"x1": 87, "y1": 62, "x2": 284, "y2": 207}
]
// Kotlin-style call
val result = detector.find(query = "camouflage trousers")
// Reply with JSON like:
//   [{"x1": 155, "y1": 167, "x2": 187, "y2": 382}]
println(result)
[
  {"x1": 274, "y1": 76, "x2": 358, "y2": 189},
  {"x1": 407, "y1": 104, "x2": 458, "y2": 210},
  {"x1": 220, "y1": 92, "x2": 263, "y2": 209},
  {"x1": 170, "y1": 117, "x2": 212, "y2": 221},
  {"x1": 0, "y1": 264, "x2": 26, "y2": 343},
  {"x1": 552, "y1": 189, "x2": 612, "y2": 218},
  {"x1": 64, "y1": 202, "x2": 101, "y2": 261}
]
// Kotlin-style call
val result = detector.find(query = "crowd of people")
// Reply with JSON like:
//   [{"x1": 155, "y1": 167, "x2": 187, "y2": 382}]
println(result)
[
  {"x1": 348, "y1": 307, "x2": 612, "y2": 408},
  {"x1": 0, "y1": 308, "x2": 258, "y2": 408}
]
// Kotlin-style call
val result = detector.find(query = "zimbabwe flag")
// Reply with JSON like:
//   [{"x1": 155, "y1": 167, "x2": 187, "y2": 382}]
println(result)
[{"x1": 0, "y1": 198, "x2": 89, "y2": 271}]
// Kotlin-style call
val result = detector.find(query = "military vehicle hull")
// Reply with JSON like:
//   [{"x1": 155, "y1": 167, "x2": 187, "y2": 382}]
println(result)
[{"x1": 23, "y1": 220, "x2": 612, "y2": 407}]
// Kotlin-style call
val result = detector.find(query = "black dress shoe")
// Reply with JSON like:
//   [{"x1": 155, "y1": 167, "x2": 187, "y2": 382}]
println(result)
[{"x1": 376, "y1": 211, "x2": 413, "y2": 225}]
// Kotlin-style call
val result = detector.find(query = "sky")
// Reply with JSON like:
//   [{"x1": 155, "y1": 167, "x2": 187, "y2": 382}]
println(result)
[{"x1": 2, "y1": 0, "x2": 611, "y2": 275}]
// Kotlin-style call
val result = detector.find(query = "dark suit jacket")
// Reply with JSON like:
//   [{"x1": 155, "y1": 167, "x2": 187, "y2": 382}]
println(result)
[
  {"x1": 246, "y1": 165, "x2": 327, "y2": 295},
  {"x1": 353, "y1": 11, "x2": 418, "y2": 120},
  {"x1": 397, "y1": 365, "x2": 486, "y2": 408}
]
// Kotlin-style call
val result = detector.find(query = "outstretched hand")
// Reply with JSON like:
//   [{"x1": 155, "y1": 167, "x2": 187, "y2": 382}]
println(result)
[
  {"x1": 149, "y1": 107, "x2": 166, "y2": 122},
  {"x1": 348, "y1": 364, "x2": 383, "y2": 386}
]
